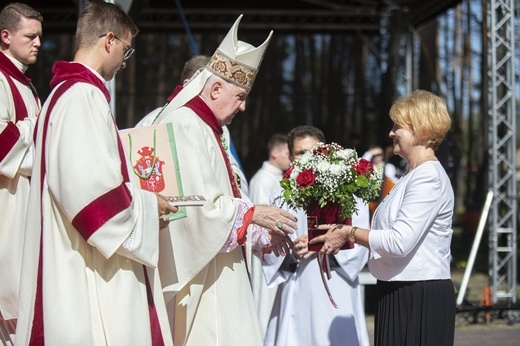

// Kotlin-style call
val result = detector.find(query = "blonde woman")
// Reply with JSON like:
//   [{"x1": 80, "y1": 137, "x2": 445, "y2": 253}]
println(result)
[{"x1": 312, "y1": 90, "x2": 455, "y2": 346}]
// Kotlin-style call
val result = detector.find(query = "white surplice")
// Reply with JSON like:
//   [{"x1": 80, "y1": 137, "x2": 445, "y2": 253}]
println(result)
[
  {"x1": 15, "y1": 62, "x2": 172, "y2": 345},
  {"x1": 249, "y1": 161, "x2": 284, "y2": 338},
  {"x1": 263, "y1": 193, "x2": 371, "y2": 346},
  {"x1": 0, "y1": 53, "x2": 40, "y2": 345},
  {"x1": 249, "y1": 161, "x2": 283, "y2": 205}
]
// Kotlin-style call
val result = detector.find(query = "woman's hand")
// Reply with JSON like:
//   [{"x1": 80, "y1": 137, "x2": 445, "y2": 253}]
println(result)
[{"x1": 309, "y1": 224, "x2": 350, "y2": 255}]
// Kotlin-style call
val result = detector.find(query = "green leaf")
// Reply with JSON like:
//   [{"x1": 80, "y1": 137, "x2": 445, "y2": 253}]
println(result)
[
  {"x1": 283, "y1": 189, "x2": 292, "y2": 202},
  {"x1": 280, "y1": 178, "x2": 291, "y2": 189},
  {"x1": 356, "y1": 175, "x2": 369, "y2": 187}
]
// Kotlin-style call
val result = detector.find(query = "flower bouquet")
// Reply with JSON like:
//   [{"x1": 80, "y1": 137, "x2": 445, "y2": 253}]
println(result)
[{"x1": 280, "y1": 142, "x2": 383, "y2": 251}]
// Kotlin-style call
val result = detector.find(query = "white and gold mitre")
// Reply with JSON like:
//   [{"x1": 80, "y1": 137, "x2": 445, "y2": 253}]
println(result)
[
  {"x1": 207, "y1": 14, "x2": 273, "y2": 90},
  {"x1": 154, "y1": 15, "x2": 273, "y2": 123}
]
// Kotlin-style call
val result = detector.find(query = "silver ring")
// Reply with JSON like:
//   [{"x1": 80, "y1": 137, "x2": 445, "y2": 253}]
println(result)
[{"x1": 277, "y1": 221, "x2": 283, "y2": 229}]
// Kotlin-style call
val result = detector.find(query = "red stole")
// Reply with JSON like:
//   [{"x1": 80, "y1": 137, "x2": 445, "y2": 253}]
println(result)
[
  {"x1": 185, "y1": 96, "x2": 242, "y2": 199},
  {"x1": 49, "y1": 61, "x2": 110, "y2": 101},
  {"x1": 184, "y1": 97, "x2": 253, "y2": 271},
  {"x1": 0, "y1": 52, "x2": 40, "y2": 164},
  {"x1": 0, "y1": 52, "x2": 39, "y2": 122},
  {"x1": 166, "y1": 85, "x2": 183, "y2": 102}
]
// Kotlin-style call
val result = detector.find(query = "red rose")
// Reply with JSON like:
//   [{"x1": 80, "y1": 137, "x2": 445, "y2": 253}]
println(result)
[
  {"x1": 283, "y1": 166, "x2": 293, "y2": 179},
  {"x1": 313, "y1": 145, "x2": 330, "y2": 156},
  {"x1": 354, "y1": 158, "x2": 374, "y2": 176},
  {"x1": 296, "y1": 169, "x2": 316, "y2": 187}
]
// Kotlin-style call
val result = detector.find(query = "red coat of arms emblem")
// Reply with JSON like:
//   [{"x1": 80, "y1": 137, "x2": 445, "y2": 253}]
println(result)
[{"x1": 133, "y1": 146, "x2": 165, "y2": 192}]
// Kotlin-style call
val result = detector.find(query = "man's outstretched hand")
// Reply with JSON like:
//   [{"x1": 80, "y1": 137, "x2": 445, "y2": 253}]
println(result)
[{"x1": 252, "y1": 204, "x2": 297, "y2": 237}]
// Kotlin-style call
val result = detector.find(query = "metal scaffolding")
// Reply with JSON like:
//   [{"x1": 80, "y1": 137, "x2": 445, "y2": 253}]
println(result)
[{"x1": 487, "y1": 0, "x2": 518, "y2": 314}]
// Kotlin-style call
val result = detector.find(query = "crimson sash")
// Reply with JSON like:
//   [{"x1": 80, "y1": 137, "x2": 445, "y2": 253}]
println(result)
[
  {"x1": 184, "y1": 96, "x2": 253, "y2": 273},
  {"x1": 185, "y1": 96, "x2": 242, "y2": 199},
  {"x1": 0, "y1": 52, "x2": 40, "y2": 164},
  {"x1": 0, "y1": 52, "x2": 39, "y2": 122}
]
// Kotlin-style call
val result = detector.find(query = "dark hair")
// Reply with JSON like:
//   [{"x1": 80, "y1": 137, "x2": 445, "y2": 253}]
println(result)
[
  {"x1": 287, "y1": 125, "x2": 325, "y2": 156},
  {"x1": 267, "y1": 133, "x2": 288, "y2": 154},
  {"x1": 181, "y1": 55, "x2": 210, "y2": 83}
]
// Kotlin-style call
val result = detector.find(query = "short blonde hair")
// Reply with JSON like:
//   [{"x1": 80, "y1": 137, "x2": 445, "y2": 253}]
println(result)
[{"x1": 389, "y1": 90, "x2": 451, "y2": 149}]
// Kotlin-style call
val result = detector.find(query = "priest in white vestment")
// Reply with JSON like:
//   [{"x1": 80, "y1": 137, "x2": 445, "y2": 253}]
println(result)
[
  {"x1": 263, "y1": 125, "x2": 371, "y2": 346},
  {"x1": 136, "y1": 54, "x2": 249, "y2": 197},
  {"x1": 0, "y1": 4, "x2": 42, "y2": 344},
  {"x1": 249, "y1": 133, "x2": 291, "y2": 337},
  {"x1": 15, "y1": 2, "x2": 178, "y2": 345},
  {"x1": 154, "y1": 15, "x2": 297, "y2": 346}
]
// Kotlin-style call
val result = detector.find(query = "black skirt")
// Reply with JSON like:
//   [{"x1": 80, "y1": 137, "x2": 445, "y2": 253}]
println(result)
[{"x1": 374, "y1": 279, "x2": 455, "y2": 346}]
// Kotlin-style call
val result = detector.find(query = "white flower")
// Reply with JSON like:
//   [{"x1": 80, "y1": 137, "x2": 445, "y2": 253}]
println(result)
[
  {"x1": 336, "y1": 148, "x2": 355, "y2": 161},
  {"x1": 290, "y1": 167, "x2": 300, "y2": 179},
  {"x1": 329, "y1": 163, "x2": 343, "y2": 175},
  {"x1": 317, "y1": 161, "x2": 331, "y2": 173},
  {"x1": 299, "y1": 152, "x2": 312, "y2": 165},
  {"x1": 373, "y1": 165, "x2": 384, "y2": 179},
  {"x1": 281, "y1": 142, "x2": 383, "y2": 218}
]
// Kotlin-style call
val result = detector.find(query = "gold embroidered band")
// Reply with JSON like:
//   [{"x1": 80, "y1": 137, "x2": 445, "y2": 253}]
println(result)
[{"x1": 208, "y1": 50, "x2": 257, "y2": 90}]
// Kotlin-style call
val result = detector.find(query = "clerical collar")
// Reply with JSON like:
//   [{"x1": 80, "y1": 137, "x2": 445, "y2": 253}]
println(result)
[
  {"x1": 50, "y1": 61, "x2": 110, "y2": 102},
  {"x1": 73, "y1": 62, "x2": 107, "y2": 83},
  {"x1": 1, "y1": 52, "x2": 28, "y2": 73},
  {"x1": 185, "y1": 95, "x2": 223, "y2": 135}
]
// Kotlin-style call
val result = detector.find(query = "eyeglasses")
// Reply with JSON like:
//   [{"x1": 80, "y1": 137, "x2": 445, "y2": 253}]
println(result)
[{"x1": 98, "y1": 33, "x2": 135, "y2": 60}]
